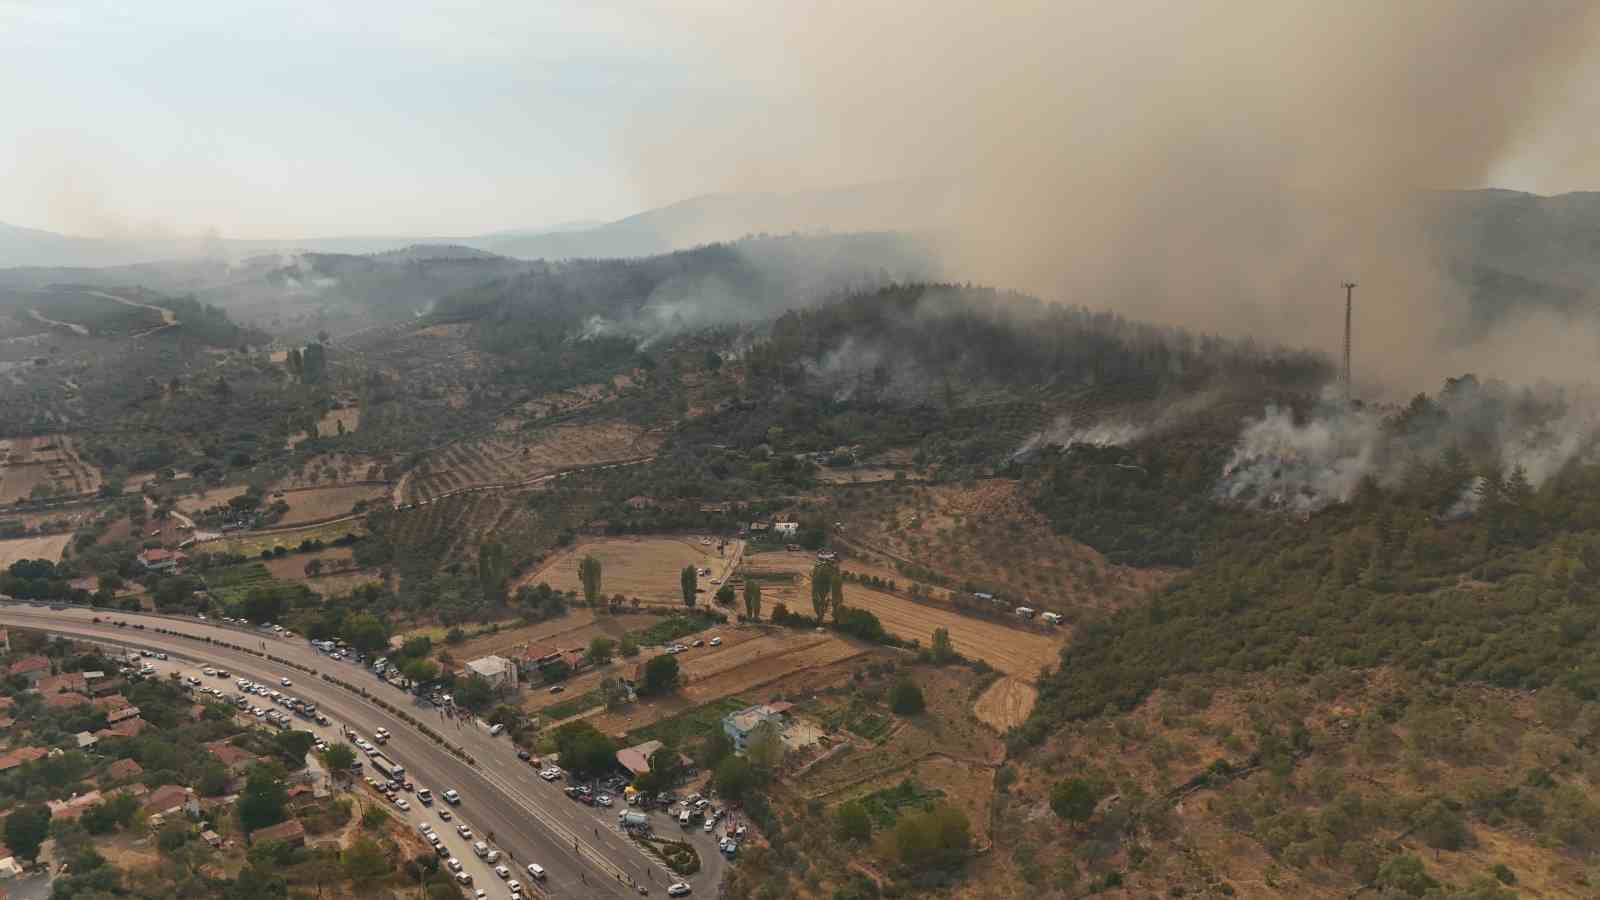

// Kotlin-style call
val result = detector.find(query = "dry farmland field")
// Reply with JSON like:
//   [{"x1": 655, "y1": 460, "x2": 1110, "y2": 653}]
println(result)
[
  {"x1": 0, "y1": 533, "x2": 72, "y2": 567},
  {"x1": 445, "y1": 609, "x2": 659, "y2": 663},
  {"x1": 276, "y1": 484, "x2": 388, "y2": 525},
  {"x1": 277, "y1": 453, "x2": 389, "y2": 489},
  {"x1": 523, "y1": 536, "x2": 740, "y2": 605},
  {"x1": 972, "y1": 676, "x2": 1038, "y2": 731},
  {"x1": 834, "y1": 478, "x2": 1170, "y2": 612},
  {"x1": 262, "y1": 546, "x2": 355, "y2": 578},
  {"x1": 398, "y1": 422, "x2": 660, "y2": 504},
  {"x1": 748, "y1": 550, "x2": 1063, "y2": 682},
  {"x1": 680, "y1": 630, "x2": 869, "y2": 702},
  {"x1": 0, "y1": 435, "x2": 101, "y2": 503},
  {"x1": 174, "y1": 484, "x2": 250, "y2": 514}
]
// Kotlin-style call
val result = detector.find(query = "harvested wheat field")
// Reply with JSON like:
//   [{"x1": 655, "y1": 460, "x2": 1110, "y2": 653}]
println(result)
[
  {"x1": 681, "y1": 631, "x2": 869, "y2": 702},
  {"x1": 276, "y1": 484, "x2": 388, "y2": 525},
  {"x1": 0, "y1": 533, "x2": 72, "y2": 568},
  {"x1": 446, "y1": 610, "x2": 659, "y2": 662},
  {"x1": 400, "y1": 422, "x2": 660, "y2": 504},
  {"x1": 973, "y1": 676, "x2": 1038, "y2": 731},
  {"x1": 754, "y1": 563, "x2": 1062, "y2": 681},
  {"x1": 523, "y1": 536, "x2": 739, "y2": 606}
]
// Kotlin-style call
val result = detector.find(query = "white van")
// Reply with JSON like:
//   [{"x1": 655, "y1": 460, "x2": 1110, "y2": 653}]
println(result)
[
  {"x1": 488, "y1": 723, "x2": 505, "y2": 736},
  {"x1": 679, "y1": 809, "x2": 692, "y2": 827}
]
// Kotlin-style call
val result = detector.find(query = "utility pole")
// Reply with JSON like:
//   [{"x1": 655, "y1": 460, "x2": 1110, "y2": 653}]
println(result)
[{"x1": 1342, "y1": 281, "x2": 1357, "y2": 404}]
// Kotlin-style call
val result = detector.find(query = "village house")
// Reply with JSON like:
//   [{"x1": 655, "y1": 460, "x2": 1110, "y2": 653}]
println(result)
[
  {"x1": 95, "y1": 717, "x2": 148, "y2": 739},
  {"x1": 93, "y1": 694, "x2": 131, "y2": 713},
  {"x1": 465, "y1": 654, "x2": 519, "y2": 690},
  {"x1": 36, "y1": 671, "x2": 87, "y2": 695},
  {"x1": 206, "y1": 740, "x2": 258, "y2": 775},
  {"x1": 48, "y1": 791, "x2": 102, "y2": 821},
  {"x1": 7, "y1": 655, "x2": 49, "y2": 685},
  {"x1": 43, "y1": 692, "x2": 89, "y2": 710},
  {"x1": 74, "y1": 731, "x2": 97, "y2": 750},
  {"x1": 87, "y1": 676, "x2": 126, "y2": 697},
  {"x1": 250, "y1": 819, "x2": 305, "y2": 848},
  {"x1": 143, "y1": 784, "x2": 195, "y2": 818},
  {"x1": 105, "y1": 704, "x2": 141, "y2": 724},
  {"x1": 136, "y1": 548, "x2": 185, "y2": 572},
  {"x1": 722, "y1": 702, "x2": 793, "y2": 753},
  {"x1": 615, "y1": 740, "x2": 693, "y2": 779},
  {"x1": 106, "y1": 758, "x2": 143, "y2": 782},
  {"x1": 0, "y1": 746, "x2": 48, "y2": 772},
  {"x1": 0, "y1": 628, "x2": 10, "y2": 653},
  {"x1": 772, "y1": 521, "x2": 800, "y2": 538}
]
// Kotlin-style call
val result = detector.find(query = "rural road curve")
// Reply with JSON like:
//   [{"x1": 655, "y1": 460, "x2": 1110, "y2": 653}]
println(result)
[{"x1": 0, "y1": 604, "x2": 721, "y2": 899}]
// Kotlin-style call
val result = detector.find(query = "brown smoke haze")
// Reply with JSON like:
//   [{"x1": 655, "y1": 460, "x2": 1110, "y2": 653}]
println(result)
[{"x1": 632, "y1": 0, "x2": 1600, "y2": 392}]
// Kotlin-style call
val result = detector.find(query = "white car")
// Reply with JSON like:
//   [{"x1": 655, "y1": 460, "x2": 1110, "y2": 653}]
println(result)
[
  {"x1": 395, "y1": 798, "x2": 410, "y2": 811},
  {"x1": 252, "y1": 708, "x2": 266, "y2": 717},
  {"x1": 596, "y1": 794, "x2": 612, "y2": 807},
  {"x1": 280, "y1": 677, "x2": 292, "y2": 686},
  {"x1": 419, "y1": 823, "x2": 434, "y2": 835},
  {"x1": 447, "y1": 858, "x2": 462, "y2": 872},
  {"x1": 494, "y1": 865, "x2": 510, "y2": 879},
  {"x1": 526, "y1": 864, "x2": 545, "y2": 880},
  {"x1": 457, "y1": 825, "x2": 472, "y2": 839},
  {"x1": 667, "y1": 884, "x2": 692, "y2": 897},
  {"x1": 507, "y1": 880, "x2": 522, "y2": 894},
  {"x1": 710, "y1": 637, "x2": 722, "y2": 646},
  {"x1": 437, "y1": 808, "x2": 453, "y2": 821}
]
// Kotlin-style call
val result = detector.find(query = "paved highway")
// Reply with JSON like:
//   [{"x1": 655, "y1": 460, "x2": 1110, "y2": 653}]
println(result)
[{"x1": 0, "y1": 604, "x2": 719, "y2": 899}]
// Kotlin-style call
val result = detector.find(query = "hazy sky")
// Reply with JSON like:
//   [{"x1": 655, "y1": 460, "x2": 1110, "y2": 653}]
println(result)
[
  {"x1": 3, "y1": 1, "x2": 1598, "y2": 240},
  {"x1": 0, "y1": 1, "x2": 765, "y2": 238}
]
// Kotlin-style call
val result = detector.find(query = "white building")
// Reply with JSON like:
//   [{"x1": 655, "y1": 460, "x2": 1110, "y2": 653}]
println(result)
[
  {"x1": 465, "y1": 655, "x2": 519, "y2": 690},
  {"x1": 773, "y1": 522, "x2": 800, "y2": 538}
]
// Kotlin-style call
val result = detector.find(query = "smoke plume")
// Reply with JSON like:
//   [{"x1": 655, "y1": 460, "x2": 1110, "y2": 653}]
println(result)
[
  {"x1": 633, "y1": 0, "x2": 1600, "y2": 391},
  {"x1": 1215, "y1": 380, "x2": 1600, "y2": 513}
]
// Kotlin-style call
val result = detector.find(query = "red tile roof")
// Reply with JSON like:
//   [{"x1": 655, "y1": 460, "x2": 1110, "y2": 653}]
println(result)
[
  {"x1": 92, "y1": 695, "x2": 131, "y2": 712},
  {"x1": 106, "y1": 758, "x2": 143, "y2": 781},
  {"x1": 7, "y1": 656, "x2": 49, "y2": 676},
  {"x1": 36, "y1": 672, "x2": 87, "y2": 694},
  {"x1": 143, "y1": 784, "x2": 191, "y2": 815},
  {"x1": 43, "y1": 692, "x2": 89, "y2": 710},
  {"x1": 48, "y1": 790, "x2": 103, "y2": 821},
  {"x1": 95, "y1": 717, "x2": 147, "y2": 739},
  {"x1": 206, "y1": 741, "x2": 256, "y2": 769},
  {"x1": 0, "y1": 746, "x2": 48, "y2": 771}
]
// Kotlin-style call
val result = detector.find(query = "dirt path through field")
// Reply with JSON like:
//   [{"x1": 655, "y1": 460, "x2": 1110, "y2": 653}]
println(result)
[
  {"x1": 85, "y1": 290, "x2": 179, "y2": 335},
  {"x1": 973, "y1": 676, "x2": 1038, "y2": 731},
  {"x1": 28, "y1": 309, "x2": 89, "y2": 335}
]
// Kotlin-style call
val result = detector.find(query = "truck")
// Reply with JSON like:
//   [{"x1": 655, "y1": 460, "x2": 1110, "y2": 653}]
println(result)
[
  {"x1": 1014, "y1": 606, "x2": 1036, "y2": 619},
  {"x1": 370, "y1": 754, "x2": 406, "y2": 782},
  {"x1": 1040, "y1": 611, "x2": 1063, "y2": 625},
  {"x1": 619, "y1": 811, "x2": 649, "y2": 831}
]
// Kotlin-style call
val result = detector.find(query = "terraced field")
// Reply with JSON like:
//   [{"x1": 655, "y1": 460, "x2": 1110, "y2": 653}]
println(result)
[
  {"x1": 398, "y1": 422, "x2": 659, "y2": 504},
  {"x1": 0, "y1": 434, "x2": 102, "y2": 503}
]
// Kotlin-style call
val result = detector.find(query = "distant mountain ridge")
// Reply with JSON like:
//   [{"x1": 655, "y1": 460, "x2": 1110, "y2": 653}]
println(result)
[{"x1": 0, "y1": 179, "x2": 958, "y2": 269}]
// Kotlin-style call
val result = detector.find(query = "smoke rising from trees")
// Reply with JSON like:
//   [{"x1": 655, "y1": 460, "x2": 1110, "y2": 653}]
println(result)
[{"x1": 635, "y1": 0, "x2": 1600, "y2": 390}]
